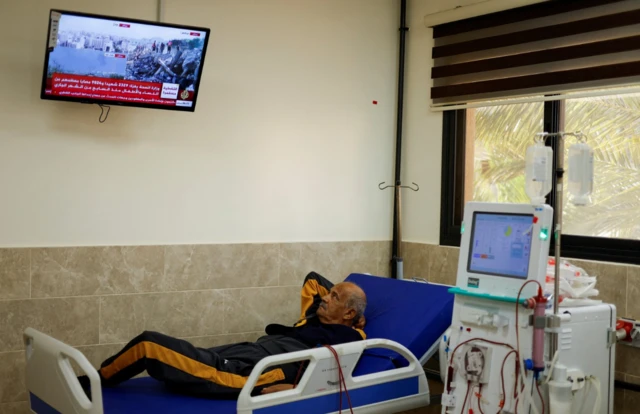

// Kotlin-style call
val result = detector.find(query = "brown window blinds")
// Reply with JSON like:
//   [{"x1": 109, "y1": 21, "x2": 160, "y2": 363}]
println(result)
[{"x1": 430, "y1": 0, "x2": 640, "y2": 107}]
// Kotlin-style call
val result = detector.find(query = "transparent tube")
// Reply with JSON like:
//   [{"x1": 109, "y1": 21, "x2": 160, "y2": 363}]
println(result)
[
  {"x1": 525, "y1": 141, "x2": 553, "y2": 204},
  {"x1": 568, "y1": 142, "x2": 594, "y2": 206}
]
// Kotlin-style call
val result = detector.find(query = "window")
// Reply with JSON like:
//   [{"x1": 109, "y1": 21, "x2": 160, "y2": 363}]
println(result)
[
  {"x1": 469, "y1": 103, "x2": 544, "y2": 204},
  {"x1": 563, "y1": 94, "x2": 640, "y2": 240},
  {"x1": 441, "y1": 95, "x2": 640, "y2": 265}
]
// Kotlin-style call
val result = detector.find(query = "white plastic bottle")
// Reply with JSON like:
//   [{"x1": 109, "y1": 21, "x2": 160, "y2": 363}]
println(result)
[
  {"x1": 568, "y1": 142, "x2": 594, "y2": 206},
  {"x1": 548, "y1": 365, "x2": 573, "y2": 414},
  {"x1": 525, "y1": 141, "x2": 553, "y2": 204}
]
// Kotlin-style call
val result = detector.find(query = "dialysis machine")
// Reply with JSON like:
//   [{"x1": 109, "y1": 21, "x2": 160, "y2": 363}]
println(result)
[{"x1": 441, "y1": 202, "x2": 615, "y2": 414}]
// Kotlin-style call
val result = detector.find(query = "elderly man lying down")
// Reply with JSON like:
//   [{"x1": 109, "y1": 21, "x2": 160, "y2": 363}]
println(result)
[{"x1": 79, "y1": 272, "x2": 367, "y2": 399}]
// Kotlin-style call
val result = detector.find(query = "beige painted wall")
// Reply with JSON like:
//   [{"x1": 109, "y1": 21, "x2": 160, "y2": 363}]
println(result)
[
  {"x1": 0, "y1": 0, "x2": 454, "y2": 246},
  {"x1": 401, "y1": 0, "x2": 445, "y2": 244},
  {"x1": 0, "y1": 2, "x2": 400, "y2": 410},
  {"x1": 0, "y1": 0, "x2": 399, "y2": 247}
]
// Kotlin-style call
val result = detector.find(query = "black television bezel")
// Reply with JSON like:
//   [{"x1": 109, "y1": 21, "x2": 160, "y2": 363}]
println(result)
[{"x1": 40, "y1": 9, "x2": 211, "y2": 113}]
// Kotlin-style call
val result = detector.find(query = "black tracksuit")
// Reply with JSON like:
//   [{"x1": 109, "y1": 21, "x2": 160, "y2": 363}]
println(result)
[{"x1": 96, "y1": 272, "x2": 365, "y2": 398}]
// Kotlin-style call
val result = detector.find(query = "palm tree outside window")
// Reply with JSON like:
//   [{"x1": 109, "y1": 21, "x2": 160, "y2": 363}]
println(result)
[{"x1": 440, "y1": 94, "x2": 640, "y2": 265}]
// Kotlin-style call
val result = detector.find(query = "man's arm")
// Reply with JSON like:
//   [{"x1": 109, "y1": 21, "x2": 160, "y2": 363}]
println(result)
[
  {"x1": 260, "y1": 384, "x2": 295, "y2": 394},
  {"x1": 295, "y1": 272, "x2": 334, "y2": 326}
]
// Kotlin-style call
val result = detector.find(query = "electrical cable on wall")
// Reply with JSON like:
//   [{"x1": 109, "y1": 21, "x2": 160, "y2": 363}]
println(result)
[
  {"x1": 389, "y1": 0, "x2": 409, "y2": 279},
  {"x1": 157, "y1": 0, "x2": 166, "y2": 22},
  {"x1": 97, "y1": 104, "x2": 111, "y2": 123}
]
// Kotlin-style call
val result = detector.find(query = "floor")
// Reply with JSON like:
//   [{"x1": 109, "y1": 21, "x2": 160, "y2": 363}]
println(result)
[{"x1": 398, "y1": 378, "x2": 443, "y2": 414}]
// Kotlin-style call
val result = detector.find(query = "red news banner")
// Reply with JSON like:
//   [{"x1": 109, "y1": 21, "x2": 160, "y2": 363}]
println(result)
[{"x1": 49, "y1": 74, "x2": 188, "y2": 106}]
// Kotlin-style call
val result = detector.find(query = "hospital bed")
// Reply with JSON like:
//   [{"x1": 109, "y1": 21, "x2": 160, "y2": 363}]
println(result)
[{"x1": 23, "y1": 273, "x2": 454, "y2": 414}]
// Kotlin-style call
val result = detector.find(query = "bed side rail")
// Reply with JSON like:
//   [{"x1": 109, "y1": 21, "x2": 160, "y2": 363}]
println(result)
[
  {"x1": 237, "y1": 338, "x2": 429, "y2": 414},
  {"x1": 23, "y1": 328, "x2": 103, "y2": 414}
]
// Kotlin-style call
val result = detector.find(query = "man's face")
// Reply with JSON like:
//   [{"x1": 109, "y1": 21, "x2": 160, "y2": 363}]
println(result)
[{"x1": 316, "y1": 283, "x2": 355, "y2": 325}]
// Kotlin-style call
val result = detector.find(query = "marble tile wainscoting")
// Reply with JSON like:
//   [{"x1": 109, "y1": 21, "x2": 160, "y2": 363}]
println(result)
[
  {"x1": 402, "y1": 242, "x2": 640, "y2": 412},
  {"x1": 0, "y1": 241, "x2": 391, "y2": 412}
]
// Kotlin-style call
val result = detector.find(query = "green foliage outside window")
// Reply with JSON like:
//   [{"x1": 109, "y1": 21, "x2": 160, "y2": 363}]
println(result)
[{"x1": 472, "y1": 96, "x2": 640, "y2": 240}]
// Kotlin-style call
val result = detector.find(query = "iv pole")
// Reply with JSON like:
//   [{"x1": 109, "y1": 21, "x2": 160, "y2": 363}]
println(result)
[
  {"x1": 536, "y1": 130, "x2": 587, "y2": 356},
  {"x1": 379, "y1": 181, "x2": 420, "y2": 280}
]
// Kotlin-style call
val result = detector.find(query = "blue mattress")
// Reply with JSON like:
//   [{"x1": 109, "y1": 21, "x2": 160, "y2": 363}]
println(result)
[
  {"x1": 101, "y1": 274, "x2": 454, "y2": 413},
  {"x1": 347, "y1": 274, "x2": 454, "y2": 375}
]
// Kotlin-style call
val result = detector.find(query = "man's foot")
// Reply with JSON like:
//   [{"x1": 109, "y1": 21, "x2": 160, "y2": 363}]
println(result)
[{"x1": 77, "y1": 375, "x2": 92, "y2": 400}]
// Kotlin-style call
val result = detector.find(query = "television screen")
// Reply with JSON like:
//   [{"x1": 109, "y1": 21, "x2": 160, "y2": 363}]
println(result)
[{"x1": 41, "y1": 10, "x2": 210, "y2": 112}]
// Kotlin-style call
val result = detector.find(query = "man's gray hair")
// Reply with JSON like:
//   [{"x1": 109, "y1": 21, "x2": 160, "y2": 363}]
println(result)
[{"x1": 346, "y1": 289, "x2": 367, "y2": 321}]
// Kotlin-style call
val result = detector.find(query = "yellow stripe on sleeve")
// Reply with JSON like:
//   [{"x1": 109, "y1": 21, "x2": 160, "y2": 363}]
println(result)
[
  {"x1": 297, "y1": 279, "x2": 329, "y2": 326},
  {"x1": 355, "y1": 328, "x2": 367, "y2": 340}
]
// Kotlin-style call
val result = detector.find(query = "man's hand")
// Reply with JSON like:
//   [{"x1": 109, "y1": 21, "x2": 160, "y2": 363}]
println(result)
[
  {"x1": 354, "y1": 315, "x2": 366, "y2": 330},
  {"x1": 260, "y1": 384, "x2": 295, "y2": 394}
]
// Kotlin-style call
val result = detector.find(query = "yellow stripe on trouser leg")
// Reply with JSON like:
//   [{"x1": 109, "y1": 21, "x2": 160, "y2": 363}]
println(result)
[{"x1": 99, "y1": 341, "x2": 285, "y2": 388}]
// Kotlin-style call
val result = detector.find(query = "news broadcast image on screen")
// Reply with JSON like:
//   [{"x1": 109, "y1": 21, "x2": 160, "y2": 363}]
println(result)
[{"x1": 43, "y1": 12, "x2": 208, "y2": 109}]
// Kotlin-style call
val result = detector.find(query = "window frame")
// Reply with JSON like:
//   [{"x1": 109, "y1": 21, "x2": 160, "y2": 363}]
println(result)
[{"x1": 439, "y1": 101, "x2": 640, "y2": 266}]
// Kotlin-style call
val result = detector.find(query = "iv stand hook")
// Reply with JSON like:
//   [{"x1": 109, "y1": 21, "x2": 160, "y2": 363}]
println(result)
[{"x1": 378, "y1": 182, "x2": 419, "y2": 191}]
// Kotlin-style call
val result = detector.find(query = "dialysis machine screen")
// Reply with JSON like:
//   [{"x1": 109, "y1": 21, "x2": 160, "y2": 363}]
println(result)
[{"x1": 467, "y1": 212, "x2": 534, "y2": 279}]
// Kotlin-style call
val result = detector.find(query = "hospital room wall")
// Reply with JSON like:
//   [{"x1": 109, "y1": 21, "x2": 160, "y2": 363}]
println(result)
[
  {"x1": 400, "y1": 0, "x2": 640, "y2": 403},
  {"x1": 0, "y1": 0, "x2": 398, "y2": 247},
  {"x1": 0, "y1": 0, "x2": 398, "y2": 411}
]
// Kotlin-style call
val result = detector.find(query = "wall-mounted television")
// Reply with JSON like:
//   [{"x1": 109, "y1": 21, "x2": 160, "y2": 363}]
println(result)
[{"x1": 41, "y1": 10, "x2": 211, "y2": 112}]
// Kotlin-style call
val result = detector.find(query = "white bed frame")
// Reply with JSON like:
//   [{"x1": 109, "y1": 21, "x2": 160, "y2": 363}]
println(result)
[{"x1": 24, "y1": 328, "x2": 432, "y2": 414}]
